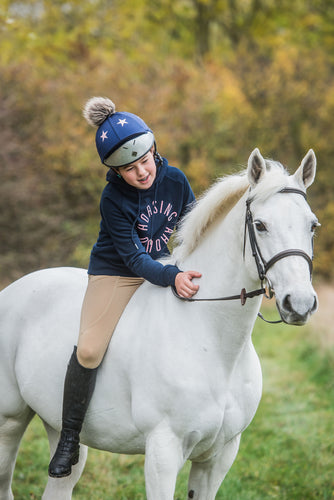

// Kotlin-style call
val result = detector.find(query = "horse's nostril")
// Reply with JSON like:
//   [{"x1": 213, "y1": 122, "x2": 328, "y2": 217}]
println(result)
[
  {"x1": 311, "y1": 296, "x2": 318, "y2": 313},
  {"x1": 282, "y1": 293, "x2": 318, "y2": 316},
  {"x1": 283, "y1": 294, "x2": 292, "y2": 312}
]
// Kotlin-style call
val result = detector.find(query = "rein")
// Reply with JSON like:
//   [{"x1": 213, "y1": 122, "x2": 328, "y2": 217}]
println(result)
[
  {"x1": 172, "y1": 187, "x2": 313, "y2": 324},
  {"x1": 171, "y1": 284, "x2": 265, "y2": 305}
]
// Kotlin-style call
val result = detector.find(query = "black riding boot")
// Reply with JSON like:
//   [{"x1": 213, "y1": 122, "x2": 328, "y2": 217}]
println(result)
[{"x1": 48, "y1": 346, "x2": 98, "y2": 478}]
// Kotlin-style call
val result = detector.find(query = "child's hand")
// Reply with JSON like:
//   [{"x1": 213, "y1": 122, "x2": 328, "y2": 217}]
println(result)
[{"x1": 175, "y1": 271, "x2": 202, "y2": 298}]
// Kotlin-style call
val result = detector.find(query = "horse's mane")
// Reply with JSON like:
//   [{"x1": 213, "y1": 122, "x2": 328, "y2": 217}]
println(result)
[
  {"x1": 173, "y1": 160, "x2": 289, "y2": 261},
  {"x1": 173, "y1": 171, "x2": 250, "y2": 261}
]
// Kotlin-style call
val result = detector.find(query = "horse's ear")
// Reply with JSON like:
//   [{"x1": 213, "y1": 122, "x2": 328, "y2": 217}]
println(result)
[
  {"x1": 294, "y1": 149, "x2": 316, "y2": 189},
  {"x1": 247, "y1": 148, "x2": 266, "y2": 187}
]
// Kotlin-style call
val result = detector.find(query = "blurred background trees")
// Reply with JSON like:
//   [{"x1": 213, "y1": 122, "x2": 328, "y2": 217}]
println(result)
[{"x1": 1, "y1": 0, "x2": 333, "y2": 284}]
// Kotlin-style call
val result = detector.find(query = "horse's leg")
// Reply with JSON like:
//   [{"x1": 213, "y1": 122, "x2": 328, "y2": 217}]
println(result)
[
  {"x1": 42, "y1": 423, "x2": 88, "y2": 500},
  {"x1": 187, "y1": 434, "x2": 241, "y2": 500},
  {"x1": 0, "y1": 408, "x2": 35, "y2": 500},
  {"x1": 144, "y1": 421, "x2": 185, "y2": 500}
]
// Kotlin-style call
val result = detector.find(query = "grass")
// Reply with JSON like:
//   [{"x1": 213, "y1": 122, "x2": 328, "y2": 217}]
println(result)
[
  {"x1": 11, "y1": 308, "x2": 334, "y2": 499},
  {"x1": 217, "y1": 315, "x2": 334, "y2": 500}
]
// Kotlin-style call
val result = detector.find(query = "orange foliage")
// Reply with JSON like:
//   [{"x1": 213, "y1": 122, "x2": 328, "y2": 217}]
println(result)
[{"x1": 1, "y1": 0, "x2": 333, "y2": 282}]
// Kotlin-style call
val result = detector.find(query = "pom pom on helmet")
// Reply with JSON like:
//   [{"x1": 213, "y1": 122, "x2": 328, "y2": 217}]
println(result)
[
  {"x1": 83, "y1": 96, "x2": 155, "y2": 167},
  {"x1": 83, "y1": 97, "x2": 116, "y2": 127}
]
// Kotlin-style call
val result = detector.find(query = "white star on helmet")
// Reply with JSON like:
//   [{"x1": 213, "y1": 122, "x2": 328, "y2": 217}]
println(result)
[
  {"x1": 117, "y1": 119, "x2": 128, "y2": 127},
  {"x1": 100, "y1": 130, "x2": 108, "y2": 141}
]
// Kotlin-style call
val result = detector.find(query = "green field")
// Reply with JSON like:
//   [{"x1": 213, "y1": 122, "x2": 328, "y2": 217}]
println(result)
[{"x1": 12, "y1": 310, "x2": 334, "y2": 499}]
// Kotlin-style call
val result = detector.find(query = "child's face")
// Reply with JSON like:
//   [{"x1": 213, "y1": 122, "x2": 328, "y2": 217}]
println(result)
[{"x1": 117, "y1": 148, "x2": 157, "y2": 190}]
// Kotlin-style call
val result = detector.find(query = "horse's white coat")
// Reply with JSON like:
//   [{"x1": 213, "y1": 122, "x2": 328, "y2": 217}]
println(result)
[{"x1": 0, "y1": 149, "x2": 318, "y2": 500}]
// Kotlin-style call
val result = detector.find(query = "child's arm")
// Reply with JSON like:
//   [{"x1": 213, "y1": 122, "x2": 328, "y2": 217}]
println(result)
[
  {"x1": 101, "y1": 199, "x2": 180, "y2": 287},
  {"x1": 101, "y1": 201, "x2": 200, "y2": 296}
]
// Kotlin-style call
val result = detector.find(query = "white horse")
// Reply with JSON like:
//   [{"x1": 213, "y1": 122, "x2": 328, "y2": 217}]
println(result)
[{"x1": 0, "y1": 148, "x2": 319, "y2": 500}]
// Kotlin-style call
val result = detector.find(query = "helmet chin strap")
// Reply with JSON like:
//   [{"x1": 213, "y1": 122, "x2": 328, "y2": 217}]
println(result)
[
  {"x1": 111, "y1": 167, "x2": 122, "y2": 179},
  {"x1": 153, "y1": 142, "x2": 163, "y2": 167}
]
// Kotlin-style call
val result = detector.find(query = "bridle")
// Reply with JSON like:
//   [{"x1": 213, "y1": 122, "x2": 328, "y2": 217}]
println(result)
[
  {"x1": 172, "y1": 187, "x2": 313, "y2": 323},
  {"x1": 244, "y1": 188, "x2": 313, "y2": 296}
]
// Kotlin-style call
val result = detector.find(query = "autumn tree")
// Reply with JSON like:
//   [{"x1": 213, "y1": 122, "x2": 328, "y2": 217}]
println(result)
[{"x1": 0, "y1": 0, "x2": 333, "y2": 283}]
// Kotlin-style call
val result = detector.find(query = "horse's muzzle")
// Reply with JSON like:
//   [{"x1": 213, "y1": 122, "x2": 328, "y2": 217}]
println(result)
[{"x1": 277, "y1": 292, "x2": 318, "y2": 326}]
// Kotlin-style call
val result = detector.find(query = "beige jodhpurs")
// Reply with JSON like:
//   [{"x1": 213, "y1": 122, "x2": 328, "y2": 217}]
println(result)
[{"x1": 77, "y1": 275, "x2": 144, "y2": 368}]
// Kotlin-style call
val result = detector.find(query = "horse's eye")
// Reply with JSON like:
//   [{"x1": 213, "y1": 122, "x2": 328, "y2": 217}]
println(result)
[
  {"x1": 254, "y1": 220, "x2": 267, "y2": 232},
  {"x1": 311, "y1": 221, "x2": 321, "y2": 233}
]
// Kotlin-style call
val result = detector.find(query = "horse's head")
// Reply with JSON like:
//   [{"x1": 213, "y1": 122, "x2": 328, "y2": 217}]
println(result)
[{"x1": 246, "y1": 148, "x2": 319, "y2": 325}]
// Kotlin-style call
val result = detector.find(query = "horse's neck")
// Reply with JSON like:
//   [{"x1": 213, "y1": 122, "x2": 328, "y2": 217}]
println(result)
[
  {"x1": 175, "y1": 199, "x2": 262, "y2": 370},
  {"x1": 181, "y1": 199, "x2": 255, "y2": 297}
]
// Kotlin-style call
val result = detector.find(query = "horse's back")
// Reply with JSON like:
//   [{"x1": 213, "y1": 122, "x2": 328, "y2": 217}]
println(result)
[
  {"x1": 0, "y1": 268, "x2": 87, "y2": 419},
  {"x1": 0, "y1": 267, "x2": 87, "y2": 346}
]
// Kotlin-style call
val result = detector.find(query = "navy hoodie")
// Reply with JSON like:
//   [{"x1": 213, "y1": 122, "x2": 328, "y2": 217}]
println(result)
[{"x1": 88, "y1": 158, "x2": 195, "y2": 287}]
